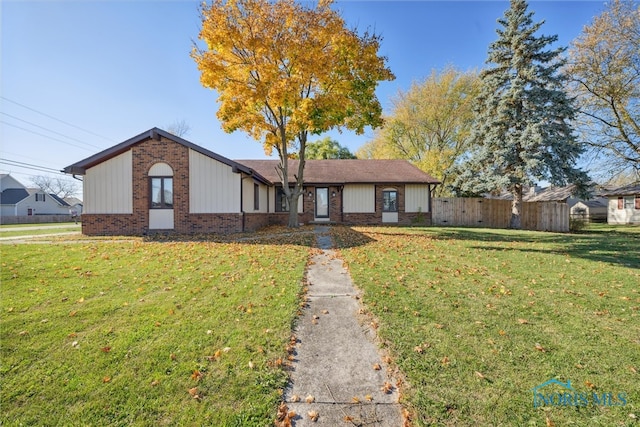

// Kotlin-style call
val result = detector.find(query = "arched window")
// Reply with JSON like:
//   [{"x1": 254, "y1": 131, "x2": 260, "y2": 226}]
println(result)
[{"x1": 149, "y1": 163, "x2": 173, "y2": 209}]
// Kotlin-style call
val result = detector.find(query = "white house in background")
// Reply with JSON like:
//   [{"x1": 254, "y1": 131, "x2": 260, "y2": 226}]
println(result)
[
  {"x1": 0, "y1": 174, "x2": 72, "y2": 217},
  {"x1": 602, "y1": 184, "x2": 640, "y2": 225}
]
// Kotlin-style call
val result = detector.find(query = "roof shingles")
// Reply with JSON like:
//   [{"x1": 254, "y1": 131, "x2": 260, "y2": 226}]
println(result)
[{"x1": 238, "y1": 159, "x2": 440, "y2": 185}]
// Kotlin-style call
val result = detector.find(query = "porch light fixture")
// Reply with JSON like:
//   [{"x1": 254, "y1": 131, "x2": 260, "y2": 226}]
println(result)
[
  {"x1": 308, "y1": 191, "x2": 313, "y2": 198},
  {"x1": 331, "y1": 191, "x2": 336, "y2": 197}
]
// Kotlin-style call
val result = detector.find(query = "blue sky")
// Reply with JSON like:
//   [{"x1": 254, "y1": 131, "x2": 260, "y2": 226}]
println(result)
[{"x1": 1, "y1": 0, "x2": 606, "y2": 190}]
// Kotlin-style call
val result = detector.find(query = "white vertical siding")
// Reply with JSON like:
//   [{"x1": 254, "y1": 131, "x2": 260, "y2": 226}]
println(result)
[
  {"x1": 149, "y1": 162, "x2": 174, "y2": 176},
  {"x1": 242, "y1": 176, "x2": 269, "y2": 213},
  {"x1": 343, "y1": 184, "x2": 375, "y2": 213},
  {"x1": 189, "y1": 149, "x2": 241, "y2": 213},
  {"x1": 406, "y1": 184, "x2": 430, "y2": 213},
  {"x1": 84, "y1": 151, "x2": 133, "y2": 214},
  {"x1": 607, "y1": 197, "x2": 640, "y2": 224}
]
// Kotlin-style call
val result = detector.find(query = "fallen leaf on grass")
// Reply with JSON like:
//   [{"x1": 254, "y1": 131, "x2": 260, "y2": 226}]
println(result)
[
  {"x1": 441, "y1": 356, "x2": 450, "y2": 366},
  {"x1": 275, "y1": 403, "x2": 295, "y2": 427},
  {"x1": 206, "y1": 350, "x2": 221, "y2": 361},
  {"x1": 517, "y1": 318, "x2": 529, "y2": 324},
  {"x1": 150, "y1": 380, "x2": 160, "y2": 386},
  {"x1": 191, "y1": 370, "x2": 202, "y2": 381},
  {"x1": 630, "y1": 366, "x2": 637, "y2": 374},
  {"x1": 475, "y1": 371, "x2": 486, "y2": 380},
  {"x1": 584, "y1": 381, "x2": 597, "y2": 390},
  {"x1": 18, "y1": 330, "x2": 28, "y2": 336},
  {"x1": 188, "y1": 387, "x2": 199, "y2": 399},
  {"x1": 100, "y1": 346, "x2": 111, "y2": 353},
  {"x1": 534, "y1": 343, "x2": 547, "y2": 352},
  {"x1": 546, "y1": 415, "x2": 554, "y2": 426},
  {"x1": 102, "y1": 376, "x2": 111, "y2": 383}
]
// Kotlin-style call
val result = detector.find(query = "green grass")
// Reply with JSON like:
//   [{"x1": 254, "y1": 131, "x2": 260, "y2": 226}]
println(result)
[
  {"x1": 333, "y1": 225, "x2": 639, "y2": 427},
  {"x1": 0, "y1": 223, "x2": 81, "y2": 238},
  {"x1": 2, "y1": 224, "x2": 638, "y2": 426},
  {"x1": 1, "y1": 233, "x2": 313, "y2": 426}
]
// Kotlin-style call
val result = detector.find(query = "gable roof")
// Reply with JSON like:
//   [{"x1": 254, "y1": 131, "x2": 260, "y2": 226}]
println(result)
[
  {"x1": 236, "y1": 159, "x2": 440, "y2": 185},
  {"x1": 0, "y1": 174, "x2": 27, "y2": 191},
  {"x1": 47, "y1": 193, "x2": 70, "y2": 207},
  {"x1": 63, "y1": 128, "x2": 271, "y2": 185},
  {"x1": 0, "y1": 188, "x2": 29, "y2": 205},
  {"x1": 527, "y1": 185, "x2": 577, "y2": 202},
  {"x1": 601, "y1": 183, "x2": 640, "y2": 197}
]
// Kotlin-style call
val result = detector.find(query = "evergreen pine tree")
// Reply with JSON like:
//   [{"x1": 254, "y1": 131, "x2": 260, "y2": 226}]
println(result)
[{"x1": 451, "y1": 0, "x2": 590, "y2": 229}]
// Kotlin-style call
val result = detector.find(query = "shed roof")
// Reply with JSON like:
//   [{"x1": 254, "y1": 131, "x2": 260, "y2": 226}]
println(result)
[{"x1": 236, "y1": 159, "x2": 440, "y2": 185}]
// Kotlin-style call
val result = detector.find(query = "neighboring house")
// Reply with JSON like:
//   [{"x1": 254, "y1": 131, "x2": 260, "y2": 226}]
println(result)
[
  {"x1": 602, "y1": 184, "x2": 640, "y2": 225},
  {"x1": 0, "y1": 174, "x2": 71, "y2": 217},
  {"x1": 63, "y1": 128, "x2": 440, "y2": 235},
  {"x1": 64, "y1": 197, "x2": 84, "y2": 216}
]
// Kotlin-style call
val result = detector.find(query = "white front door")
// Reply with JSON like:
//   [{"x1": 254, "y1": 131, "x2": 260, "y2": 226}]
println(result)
[{"x1": 315, "y1": 187, "x2": 329, "y2": 221}]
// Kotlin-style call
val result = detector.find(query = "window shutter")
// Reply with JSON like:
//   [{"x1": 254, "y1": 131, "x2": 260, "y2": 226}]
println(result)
[
  {"x1": 635, "y1": 196, "x2": 640, "y2": 210},
  {"x1": 618, "y1": 197, "x2": 623, "y2": 209}
]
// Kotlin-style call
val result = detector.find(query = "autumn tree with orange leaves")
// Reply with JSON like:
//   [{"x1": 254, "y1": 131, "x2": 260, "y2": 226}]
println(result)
[{"x1": 192, "y1": 0, "x2": 394, "y2": 227}]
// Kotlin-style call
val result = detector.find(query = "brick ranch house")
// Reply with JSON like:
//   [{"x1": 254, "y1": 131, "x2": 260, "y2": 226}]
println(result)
[{"x1": 63, "y1": 128, "x2": 440, "y2": 235}]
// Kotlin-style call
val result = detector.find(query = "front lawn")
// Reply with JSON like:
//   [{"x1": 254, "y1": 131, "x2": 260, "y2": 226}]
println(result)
[
  {"x1": 334, "y1": 225, "x2": 639, "y2": 426},
  {"x1": 1, "y1": 235, "x2": 312, "y2": 426}
]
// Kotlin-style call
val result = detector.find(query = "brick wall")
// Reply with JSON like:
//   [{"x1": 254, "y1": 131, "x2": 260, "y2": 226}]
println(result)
[
  {"x1": 83, "y1": 136, "x2": 248, "y2": 236},
  {"x1": 82, "y1": 137, "x2": 433, "y2": 235},
  {"x1": 244, "y1": 212, "x2": 271, "y2": 232}
]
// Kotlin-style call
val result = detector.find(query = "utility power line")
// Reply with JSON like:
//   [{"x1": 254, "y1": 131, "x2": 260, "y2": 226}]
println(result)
[
  {"x1": 1, "y1": 121, "x2": 98, "y2": 152},
  {"x1": 1, "y1": 96, "x2": 116, "y2": 143},
  {"x1": 0, "y1": 158, "x2": 62, "y2": 173},
  {"x1": 1, "y1": 112, "x2": 102, "y2": 150}
]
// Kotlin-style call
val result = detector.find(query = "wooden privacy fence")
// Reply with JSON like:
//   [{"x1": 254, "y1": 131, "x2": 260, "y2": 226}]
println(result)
[{"x1": 432, "y1": 198, "x2": 569, "y2": 232}]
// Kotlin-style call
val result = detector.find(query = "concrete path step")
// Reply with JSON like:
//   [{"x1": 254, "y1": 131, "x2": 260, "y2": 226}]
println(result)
[{"x1": 282, "y1": 226, "x2": 404, "y2": 426}]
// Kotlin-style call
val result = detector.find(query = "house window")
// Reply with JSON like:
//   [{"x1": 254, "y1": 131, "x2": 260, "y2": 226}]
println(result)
[
  {"x1": 254, "y1": 183, "x2": 260, "y2": 210},
  {"x1": 382, "y1": 190, "x2": 397, "y2": 212},
  {"x1": 276, "y1": 188, "x2": 289, "y2": 212},
  {"x1": 150, "y1": 177, "x2": 173, "y2": 209},
  {"x1": 624, "y1": 196, "x2": 635, "y2": 209},
  {"x1": 35, "y1": 193, "x2": 46, "y2": 202}
]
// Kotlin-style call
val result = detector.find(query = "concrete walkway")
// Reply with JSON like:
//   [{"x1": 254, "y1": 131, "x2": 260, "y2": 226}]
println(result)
[{"x1": 283, "y1": 226, "x2": 403, "y2": 426}]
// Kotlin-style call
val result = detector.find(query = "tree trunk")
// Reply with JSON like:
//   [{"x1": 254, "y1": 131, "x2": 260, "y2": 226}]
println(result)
[
  {"x1": 287, "y1": 191, "x2": 301, "y2": 227},
  {"x1": 510, "y1": 184, "x2": 523, "y2": 229}
]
